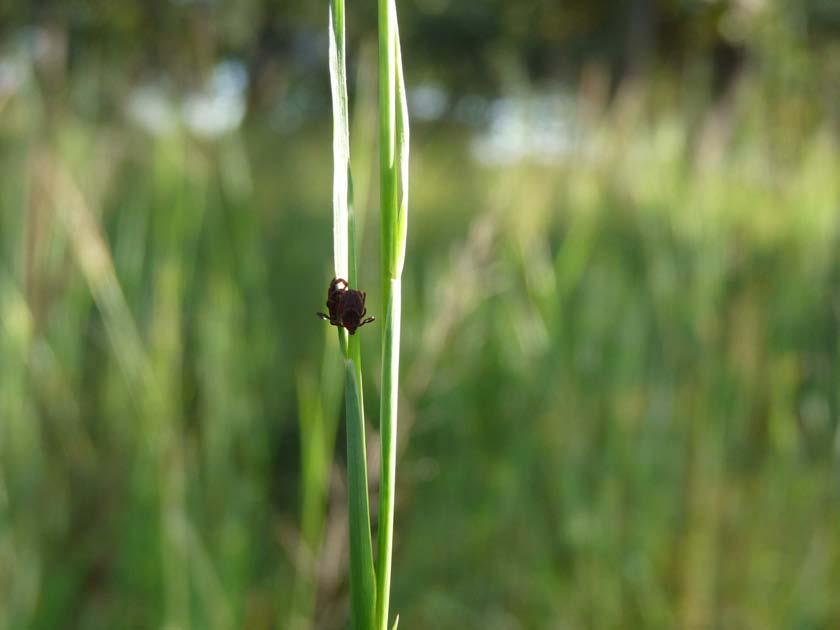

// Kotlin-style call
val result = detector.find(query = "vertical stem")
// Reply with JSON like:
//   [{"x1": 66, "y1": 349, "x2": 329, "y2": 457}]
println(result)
[
  {"x1": 378, "y1": 0, "x2": 397, "y2": 304},
  {"x1": 376, "y1": 277, "x2": 401, "y2": 630},
  {"x1": 329, "y1": 1, "x2": 376, "y2": 627},
  {"x1": 377, "y1": 2, "x2": 408, "y2": 628},
  {"x1": 345, "y1": 345, "x2": 376, "y2": 630},
  {"x1": 376, "y1": 0, "x2": 396, "y2": 626}
]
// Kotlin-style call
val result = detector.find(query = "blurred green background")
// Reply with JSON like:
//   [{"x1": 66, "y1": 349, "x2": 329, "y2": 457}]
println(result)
[{"x1": 2, "y1": 1, "x2": 840, "y2": 628}]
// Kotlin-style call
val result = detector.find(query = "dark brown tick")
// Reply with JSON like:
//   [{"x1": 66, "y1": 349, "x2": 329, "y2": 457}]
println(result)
[{"x1": 317, "y1": 277, "x2": 375, "y2": 335}]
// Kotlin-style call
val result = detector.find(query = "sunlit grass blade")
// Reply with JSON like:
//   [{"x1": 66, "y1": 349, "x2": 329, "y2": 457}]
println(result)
[
  {"x1": 376, "y1": 1, "x2": 409, "y2": 629},
  {"x1": 344, "y1": 360, "x2": 377, "y2": 630},
  {"x1": 328, "y1": 1, "x2": 377, "y2": 628},
  {"x1": 329, "y1": 0, "x2": 350, "y2": 284},
  {"x1": 376, "y1": 277, "x2": 401, "y2": 630},
  {"x1": 393, "y1": 16, "x2": 410, "y2": 278},
  {"x1": 378, "y1": 0, "x2": 397, "y2": 304}
]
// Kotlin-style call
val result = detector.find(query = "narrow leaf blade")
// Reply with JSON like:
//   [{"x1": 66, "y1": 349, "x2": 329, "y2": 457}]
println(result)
[
  {"x1": 328, "y1": 0, "x2": 350, "y2": 281},
  {"x1": 393, "y1": 6, "x2": 410, "y2": 278},
  {"x1": 345, "y1": 360, "x2": 377, "y2": 630}
]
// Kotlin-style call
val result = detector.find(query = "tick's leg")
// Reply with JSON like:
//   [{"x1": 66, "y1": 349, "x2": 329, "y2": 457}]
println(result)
[
  {"x1": 359, "y1": 316, "x2": 375, "y2": 327},
  {"x1": 317, "y1": 313, "x2": 340, "y2": 326}
]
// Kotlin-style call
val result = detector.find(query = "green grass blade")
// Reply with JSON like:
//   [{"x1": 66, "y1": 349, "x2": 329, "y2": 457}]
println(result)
[
  {"x1": 392, "y1": 4, "x2": 410, "y2": 278},
  {"x1": 376, "y1": 277, "x2": 401, "y2": 630},
  {"x1": 378, "y1": 0, "x2": 397, "y2": 303},
  {"x1": 329, "y1": 0, "x2": 351, "y2": 283},
  {"x1": 344, "y1": 358, "x2": 377, "y2": 630},
  {"x1": 329, "y1": 2, "x2": 376, "y2": 628},
  {"x1": 376, "y1": 2, "x2": 410, "y2": 630}
]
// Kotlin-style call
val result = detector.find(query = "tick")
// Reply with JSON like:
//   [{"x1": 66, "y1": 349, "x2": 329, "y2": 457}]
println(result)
[{"x1": 317, "y1": 277, "x2": 375, "y2": 335}]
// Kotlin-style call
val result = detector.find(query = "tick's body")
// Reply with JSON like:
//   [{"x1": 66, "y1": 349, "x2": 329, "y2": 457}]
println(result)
[{"x1": 317, "y1": 277, "x2": 375, "y2": 334}]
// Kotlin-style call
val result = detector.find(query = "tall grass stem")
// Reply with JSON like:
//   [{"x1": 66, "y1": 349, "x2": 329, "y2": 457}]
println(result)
[
  {"x1": 329, "y1": 1, "x2": 377, "y2": 628},
  {"x1": 376, "y1": 2, "x2": 409, "y2": 629}
]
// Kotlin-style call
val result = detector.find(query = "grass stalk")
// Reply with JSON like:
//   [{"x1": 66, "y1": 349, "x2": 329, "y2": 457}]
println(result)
[
  {"x1": 378, "y1": 0, "x2": 397, "y2": 305},
  {"x1": 376, "y1": 2, "x2": 409, "y2": 629},
  {"x1": 326, "y1": 2, "x2": 407, "y2": 627},
  {"x1": 329, "y1": 1, "x2": 377, "y2": 628}
]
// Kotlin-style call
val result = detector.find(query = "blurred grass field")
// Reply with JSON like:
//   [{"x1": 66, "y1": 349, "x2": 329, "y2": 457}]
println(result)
[{"x1": 3, "y1": 6, "x2": 840, "y2": 629}]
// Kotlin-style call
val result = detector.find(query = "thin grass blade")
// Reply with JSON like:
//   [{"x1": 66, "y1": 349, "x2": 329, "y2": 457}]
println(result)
[
  {"x1": 344, "y1": 360, "x2": 377, "y2": 630},
  {"x1": 378, "y1": 0, "x2": 397, "y2": 302},
  {"x1": 329, "y1": 2, "x2": 377, "y2": 628},
  {"x1": 329, "y1": 0, "x2": 350, "y2": 283},
  {"x1": 392, "y1": 2, "x2": 410, "y2": 278},
  {"x1": 376, "y1": 2, "x2": 410, "y2": 629}
]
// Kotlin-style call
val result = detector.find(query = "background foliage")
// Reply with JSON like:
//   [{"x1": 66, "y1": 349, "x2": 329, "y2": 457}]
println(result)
[{"x1": 2, "y1": 1, "x2": 840, "y2": 628}]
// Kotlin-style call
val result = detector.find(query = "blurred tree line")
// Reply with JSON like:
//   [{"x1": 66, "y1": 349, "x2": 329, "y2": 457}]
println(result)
[{"x1": 3, "y1": 0, "x2": 840, "y2": 109}]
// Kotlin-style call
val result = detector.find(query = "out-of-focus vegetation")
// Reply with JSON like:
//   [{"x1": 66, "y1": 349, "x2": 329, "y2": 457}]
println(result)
[{"x1": 2, "y1": 1, "x2": 840, "y2": 629}]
